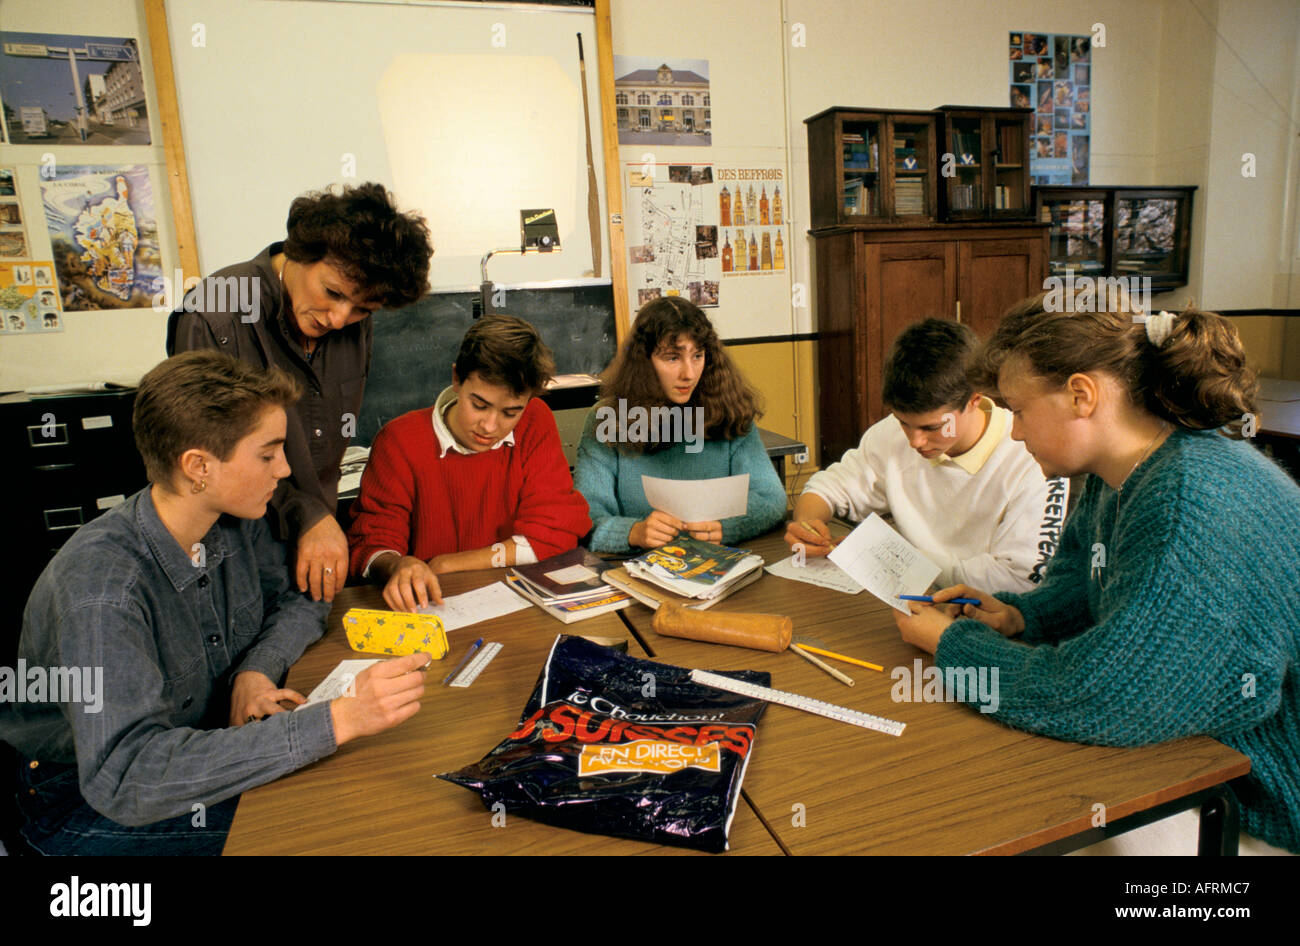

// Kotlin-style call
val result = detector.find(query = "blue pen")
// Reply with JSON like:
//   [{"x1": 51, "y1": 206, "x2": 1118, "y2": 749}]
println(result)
[
  {"x1": 443, "y1": 637, "x2": 483, "y2": 686},
  {"x1": 898, "y1": 594, "x2": 982, "y2": 606}
]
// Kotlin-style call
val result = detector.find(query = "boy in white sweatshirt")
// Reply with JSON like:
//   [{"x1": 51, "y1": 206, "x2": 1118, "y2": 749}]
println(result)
[{"x1": 786, "y1": 319, "x2": 1067, "y2": 592}]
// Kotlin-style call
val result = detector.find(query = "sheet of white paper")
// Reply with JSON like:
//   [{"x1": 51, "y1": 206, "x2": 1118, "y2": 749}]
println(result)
[
  {"x1": 641, "y1": 473, "x2": 749, "y2": 523},
  {"x1": 765, "y1": 554, "x2": 864, "y2": 594},
  {"x1": 296, "y1": 659, "x2": 381, "y2": 709},
  {"x1": 828, "y1": 514, "x2": 940, "y2": 613},
  {"x1": 415, "y1": 582, "x2": 531, "y2": 630},
  {"x1": 545, "y1": 563, "x2": 598, "y2": 584}
]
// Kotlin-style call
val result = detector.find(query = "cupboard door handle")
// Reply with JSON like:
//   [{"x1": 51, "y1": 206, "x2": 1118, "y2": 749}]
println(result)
[
  {"x1": 35, "y1": 463, "x2": 76, "y2": 471},
  {"x1": 955, "y1": 301, "x2": 961, "y2": 323}
]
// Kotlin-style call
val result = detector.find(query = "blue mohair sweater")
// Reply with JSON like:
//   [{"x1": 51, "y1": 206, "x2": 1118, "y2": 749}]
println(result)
[
  {"x1": 574, "y1": 410, "x2": 788, "y2": 552},
  {"x1": 935, "y1": 428, "x2": 1300, "y2": 851}
]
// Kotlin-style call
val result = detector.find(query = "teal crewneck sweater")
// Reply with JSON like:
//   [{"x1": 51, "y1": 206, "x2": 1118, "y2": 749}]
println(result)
[
  {"x1": 574, "y1": 410, "x2": 788, "y2": 552},
  {"x1": 936, "y1": 428, "x2": 1300, "y2": 852}
]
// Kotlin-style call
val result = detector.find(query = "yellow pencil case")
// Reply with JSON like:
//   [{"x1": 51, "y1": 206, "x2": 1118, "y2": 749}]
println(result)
[{"x1": 342, "y1": 608, "x2": 449, "y2": 659}]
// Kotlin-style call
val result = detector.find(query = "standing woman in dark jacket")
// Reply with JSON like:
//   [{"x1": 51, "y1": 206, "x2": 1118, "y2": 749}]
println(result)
[{"x1": 168, "y1": 182, "x2": 433, "y2": 602}]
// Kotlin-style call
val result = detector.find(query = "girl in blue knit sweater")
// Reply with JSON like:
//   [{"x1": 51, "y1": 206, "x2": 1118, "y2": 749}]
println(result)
[
  {"x1": 894, "y1": 292, "x2": 1300, "y2": 854},
  {"x1": 574, "y1": 297, "x2": 787, "y2": 552}
]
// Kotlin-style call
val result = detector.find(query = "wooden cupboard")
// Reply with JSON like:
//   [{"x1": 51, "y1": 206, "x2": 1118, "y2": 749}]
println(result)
[{"x1": 811, "y1": 224, "x2": 1048, "y2": 463}]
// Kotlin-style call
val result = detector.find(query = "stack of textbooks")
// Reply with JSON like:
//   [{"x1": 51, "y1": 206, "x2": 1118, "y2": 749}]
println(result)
[
  {"x1": 506, "y1": 548, "x2": 632, "y2": 624},
  {"x1": 895, "y1": 177, "x2": 925, "y2": 215},
  {"x1": 605, "y1": 535, "x2": 764, "y2": 610}
]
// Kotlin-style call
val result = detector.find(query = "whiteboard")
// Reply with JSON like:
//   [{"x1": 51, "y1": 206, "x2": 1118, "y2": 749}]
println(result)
[{"x1": 166, "y1": 0, "x2": 607, "y2": 290}]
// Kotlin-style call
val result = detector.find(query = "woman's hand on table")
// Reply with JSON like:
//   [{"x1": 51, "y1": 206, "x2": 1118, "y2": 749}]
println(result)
[
  {"x1": 930, "y1": 584, "x2": 1024, "y2": 637},
  {"x1": 329, "y1": 652, "x2": 430, "y2": 745},
  {"x1": 296, "y1": 515, "x2": 349, "y2": 603},
  {"x1": 892, "y1": 602, "x2": 955, "y2": 654},
  {"x1": 628, "y1": 510, "x2": 684, "y2": 548}
]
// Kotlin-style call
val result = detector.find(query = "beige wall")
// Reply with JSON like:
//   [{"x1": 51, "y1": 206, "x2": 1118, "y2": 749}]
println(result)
[{"x1": 2, "y1": 0, "x2": 1297, "y2": 409}]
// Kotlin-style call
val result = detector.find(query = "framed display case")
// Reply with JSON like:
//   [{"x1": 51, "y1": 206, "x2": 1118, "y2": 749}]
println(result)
[
  {"x1": 936, "y1": 106, "x2": 1034, "y2": 221},
  {"x1": 1035, "y1": 185, "x2": 1195, "y2": 290},
  {"x1": 806, "y1": 107, "x2": 938, "y2": 228}
]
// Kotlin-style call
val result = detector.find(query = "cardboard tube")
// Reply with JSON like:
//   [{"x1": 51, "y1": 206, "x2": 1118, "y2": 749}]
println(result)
[{"x1": 651, "y1": 601, "x2": 792, "y2": 653}]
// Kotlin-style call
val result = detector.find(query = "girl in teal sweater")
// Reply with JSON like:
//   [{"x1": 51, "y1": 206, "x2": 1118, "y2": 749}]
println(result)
[
  {"x1": 575, "y1": 297, "x2": 787, "y2": 552},
  {"x1": 894, "y1": 294, "x2": 1300, "y2": 853}
]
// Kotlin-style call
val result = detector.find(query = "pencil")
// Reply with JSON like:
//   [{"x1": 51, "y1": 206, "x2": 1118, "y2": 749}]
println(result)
[
  {"x1": 798, "y1": 520, "x2": 835, "y2": 547},
  {"x1": 795, "y1": 643, "x2": 884, "y2": 673},
  {"x1": 790, "y1": 643, "x2": 855, "y2": 687}
]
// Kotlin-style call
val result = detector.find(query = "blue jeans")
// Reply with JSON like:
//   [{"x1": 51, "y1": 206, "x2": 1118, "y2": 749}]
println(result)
[{"x1": 15, "y1": 756, "x2": 237, "y2": 856}]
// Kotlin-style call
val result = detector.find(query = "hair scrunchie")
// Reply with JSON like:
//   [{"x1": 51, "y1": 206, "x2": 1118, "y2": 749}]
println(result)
[{"x1": 1144, "y1": 310, "x2": 1178, "y2": 347}]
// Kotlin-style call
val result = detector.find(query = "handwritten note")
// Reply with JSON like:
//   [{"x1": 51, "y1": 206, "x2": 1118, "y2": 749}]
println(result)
[
  {"x1": 416, "y1": 582, "x2": 531, "y2": 631},
  {"x1": 765, "y1": 554, "x2": 864, "y2": 594},
  {"x1": 828, "y1": 514, "x2": 940, "y2": 613},
  {"x1": 641, "y1": 473, "x2": 748, "y2": 522},
  {"x1": 296, "y1": 659, "x2": 381, "y2": 709}
]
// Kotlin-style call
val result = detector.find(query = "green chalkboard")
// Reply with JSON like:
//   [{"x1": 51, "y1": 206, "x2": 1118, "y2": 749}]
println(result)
[{"x1": 357, "y1": 282, "x2": 616, "y2": 443}]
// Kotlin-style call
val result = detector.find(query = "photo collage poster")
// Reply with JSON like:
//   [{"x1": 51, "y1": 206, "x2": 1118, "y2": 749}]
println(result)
[
  {"x1": 0, "y1": 166, "x2": 28, "y2": 258},
  {"x1": 1009, "y1": 31, "x2": 1090, "y2": 184}
]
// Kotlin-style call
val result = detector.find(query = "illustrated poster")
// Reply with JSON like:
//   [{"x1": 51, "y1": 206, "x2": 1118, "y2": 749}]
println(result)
[
  {"x1": 40, "y1": 164, "x2": 162, "y2": 311},
  {"x1": 716, "y1": 167, "x2": 786, "y2": 278},
  {"x1": 0, "y1": 261, "x2": 64, "y2": 334}
]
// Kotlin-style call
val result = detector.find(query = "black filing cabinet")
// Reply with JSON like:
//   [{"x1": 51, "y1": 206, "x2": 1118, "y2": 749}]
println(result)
[{"x1": 0, "y1": 391, "x2": 147, "y2": 665}]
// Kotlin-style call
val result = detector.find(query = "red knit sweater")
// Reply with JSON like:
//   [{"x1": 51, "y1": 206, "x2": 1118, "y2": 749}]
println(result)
[{"x1": 346, "y1": 399, "x2": 591, "y2": 578}]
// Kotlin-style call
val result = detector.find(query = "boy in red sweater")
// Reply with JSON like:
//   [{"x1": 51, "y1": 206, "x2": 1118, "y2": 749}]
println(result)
[{"x1": 348, "y1": 315, "x2": 591, "y2": 610}]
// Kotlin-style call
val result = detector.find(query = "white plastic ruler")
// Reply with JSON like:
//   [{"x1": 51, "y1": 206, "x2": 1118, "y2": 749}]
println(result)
[
  {"x1": 449, "y1": 642, "x2": 503, "y2": 688},
  {"x1": 689, "y1": 669, "x2": 905, "y2": 736}
]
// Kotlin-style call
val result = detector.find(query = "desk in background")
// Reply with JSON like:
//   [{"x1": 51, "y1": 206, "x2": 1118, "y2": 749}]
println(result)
[{"x1": 1254, "y1": 377, "x2": 1300, "y2": 480}]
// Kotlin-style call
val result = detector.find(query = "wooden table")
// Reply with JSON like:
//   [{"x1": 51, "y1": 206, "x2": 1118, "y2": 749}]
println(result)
[
  {"x1": 618, "y1": 532, "x2": 1251, "y2": 855},
  {"x1": 223, "y1": 571, "x2": 781, "y2": 855}
]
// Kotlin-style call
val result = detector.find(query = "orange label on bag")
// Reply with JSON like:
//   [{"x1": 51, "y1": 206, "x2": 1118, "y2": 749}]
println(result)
[{"x1": 577, "y1": 740, "x2": 721, "y2": 776}]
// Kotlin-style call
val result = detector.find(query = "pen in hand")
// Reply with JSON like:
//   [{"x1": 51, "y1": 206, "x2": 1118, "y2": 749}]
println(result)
[{"x1": 898, "y1": 594, "x2": 982, "y2": 606}]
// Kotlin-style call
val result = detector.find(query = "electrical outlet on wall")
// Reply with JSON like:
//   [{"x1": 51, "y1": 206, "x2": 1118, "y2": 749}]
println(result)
[{"x1": 794, "y1": 451, "x2": 809, "y2": 465}]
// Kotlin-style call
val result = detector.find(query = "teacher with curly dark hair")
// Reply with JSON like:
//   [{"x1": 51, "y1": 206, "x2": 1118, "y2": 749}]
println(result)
[{"x1": 168, "y1": 182, "x2": 433, "y2": 603}]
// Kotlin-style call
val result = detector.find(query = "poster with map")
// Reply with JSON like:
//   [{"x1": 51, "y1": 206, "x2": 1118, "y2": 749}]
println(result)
[
  {"x1": 40, "y1": 164, "x2": 161, "y2": 310},
  {"x1": 625, "y1": 162, "x2": 720, "y2": 308}
]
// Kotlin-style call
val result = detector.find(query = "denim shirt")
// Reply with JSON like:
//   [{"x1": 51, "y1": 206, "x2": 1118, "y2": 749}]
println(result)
[{"x1": 0, "y1": 488, "x2": 337, "y2": 827}]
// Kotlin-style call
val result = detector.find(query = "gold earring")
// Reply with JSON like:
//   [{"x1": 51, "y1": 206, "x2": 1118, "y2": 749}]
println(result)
[{"x1": 191, "y1": 479, "x2": 207, "y2": 494}]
